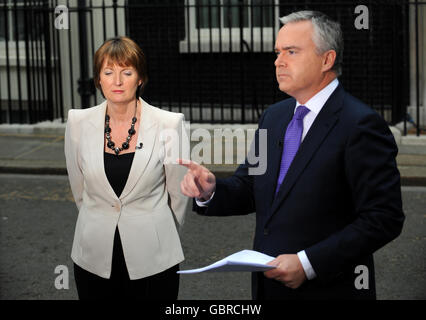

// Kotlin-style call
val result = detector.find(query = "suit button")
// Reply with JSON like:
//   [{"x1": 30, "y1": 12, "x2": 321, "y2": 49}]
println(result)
[{"x1": 264, "y1": 228, "x2": 269, "y2": 236}]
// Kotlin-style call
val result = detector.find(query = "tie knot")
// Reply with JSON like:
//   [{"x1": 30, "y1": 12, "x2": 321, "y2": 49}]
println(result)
[{"x1": 294, "y1": 105, "x2": 310, "y2": 120}]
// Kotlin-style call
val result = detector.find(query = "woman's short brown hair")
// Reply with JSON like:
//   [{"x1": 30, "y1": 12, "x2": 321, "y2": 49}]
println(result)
[{"x1": 93, "y1": 36, "x2": 148, "y2": 97}]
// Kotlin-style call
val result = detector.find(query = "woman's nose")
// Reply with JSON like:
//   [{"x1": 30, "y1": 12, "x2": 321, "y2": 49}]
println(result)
[{"x1": 114, "y1": 74, "x2": 122, "y2": 86}]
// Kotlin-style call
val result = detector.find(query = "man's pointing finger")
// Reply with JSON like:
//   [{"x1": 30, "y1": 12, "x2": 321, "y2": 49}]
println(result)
[{"x1": 177, "y1": 159, "x2": 201, "y2": 172}]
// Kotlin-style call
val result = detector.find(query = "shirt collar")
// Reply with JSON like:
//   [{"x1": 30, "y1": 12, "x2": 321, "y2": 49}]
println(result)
[{"x1": 295, "y1": 78, "x2": 339, "y2": 115}]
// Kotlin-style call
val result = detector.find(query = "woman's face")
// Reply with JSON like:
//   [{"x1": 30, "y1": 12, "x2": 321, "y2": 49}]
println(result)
[{"x1": 99, "y1": 59, "x2": 142, "y2": 105}]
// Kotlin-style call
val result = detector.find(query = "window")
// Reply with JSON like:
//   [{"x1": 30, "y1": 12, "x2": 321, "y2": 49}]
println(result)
[
  {"x1": 0, "y1": 1, "x2": 45, "y2": 66},
  {"x1": 0, "y1": 1, "x2": 43, "y2": 42},
  {"x1": 180, "y1": 0, "x2": 279, "y2": 53}
]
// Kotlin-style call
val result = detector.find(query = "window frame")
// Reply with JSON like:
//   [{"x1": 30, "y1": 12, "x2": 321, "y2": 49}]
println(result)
[
  {"x1": 0, "y1": 0, "x2": 46, "y2": 67},
  {"x1": 179, "y1": 0, "x2": 280, "y2": 53}
]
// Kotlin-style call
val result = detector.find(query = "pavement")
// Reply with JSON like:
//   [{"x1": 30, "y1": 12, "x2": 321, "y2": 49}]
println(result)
[
  {"x1": 1, "y1": 174, "x2": 425, "y2": 300},
  {"x1": 0, "y1": 122, "x2": 425, "y2": 300},
  {"x1": 0, "y1": 123, "x2": 425, "y2": 184}
]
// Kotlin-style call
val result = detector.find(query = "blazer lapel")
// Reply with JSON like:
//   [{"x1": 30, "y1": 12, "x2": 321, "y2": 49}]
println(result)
[
  {"x1": 263, "y1": 101, "x2": 295, "y2": 208},
  {"x1": 119, "y1": 99, "x2": 157, "y2": 200},
  {"x1": 268, "y1": 85, "x2": 345, "y2": 221},
  {"x1": 87, "y1": 101, "x2": 119, "y2": 200}
]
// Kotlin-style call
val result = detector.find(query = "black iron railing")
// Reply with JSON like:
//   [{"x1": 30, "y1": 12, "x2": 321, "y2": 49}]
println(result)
[{"x1": 0, "y1": 0, "x2": 423, "y2": 135}]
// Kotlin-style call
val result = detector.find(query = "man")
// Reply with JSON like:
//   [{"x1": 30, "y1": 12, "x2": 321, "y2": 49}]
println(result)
[{"x1": 179, "y1": 11, "x2": 404, "y2": 300}]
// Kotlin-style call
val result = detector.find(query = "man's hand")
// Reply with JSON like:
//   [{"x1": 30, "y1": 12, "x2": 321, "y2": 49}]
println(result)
[
  {"x1": 177, "y1": 159, "x2": 216, "y2": 201},
  {"x1": 264, "y1": 254, "x2": 307, "y2": 289}
]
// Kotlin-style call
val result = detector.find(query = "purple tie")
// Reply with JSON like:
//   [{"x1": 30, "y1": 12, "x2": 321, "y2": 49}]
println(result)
[{"x1": 275, "y1": 105, "x2": 310, "y2": 194}]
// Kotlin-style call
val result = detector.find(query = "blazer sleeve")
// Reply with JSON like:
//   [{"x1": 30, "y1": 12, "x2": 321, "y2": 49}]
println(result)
[
  {"x1": 164, "y1": 114, "x2": 190, "y2": 229},
  {"x1": 64, "y1": 110, "x2": 84, "y2": 210},
  {"x1": 305, "y1": 112, "x2": 405, "y2": 283}
]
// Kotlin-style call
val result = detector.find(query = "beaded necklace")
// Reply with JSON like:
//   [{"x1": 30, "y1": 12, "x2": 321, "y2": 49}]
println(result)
[{"x1": 105, "y1": 99, "x2": 137, "y2": 155}]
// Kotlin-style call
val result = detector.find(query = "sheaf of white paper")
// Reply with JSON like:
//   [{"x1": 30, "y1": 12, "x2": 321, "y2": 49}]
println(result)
[{"x1": 178, "y1": 249, "x2": 276, "y2": 274}]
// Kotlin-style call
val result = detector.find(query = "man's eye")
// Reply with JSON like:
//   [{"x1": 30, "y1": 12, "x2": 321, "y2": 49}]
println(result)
[{"x1": 288, "y1": 50, "x2": 296, "y2": 55}]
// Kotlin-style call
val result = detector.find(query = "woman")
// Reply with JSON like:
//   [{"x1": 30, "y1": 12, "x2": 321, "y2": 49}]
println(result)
[{"x1": 65, "y1": 36, "x2": 188, "y2": 300}]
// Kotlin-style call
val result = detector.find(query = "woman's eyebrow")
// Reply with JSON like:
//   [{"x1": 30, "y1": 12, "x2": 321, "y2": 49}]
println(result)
[{"x1": 103, "y1": 65, "x2": 134, "y2": 70}]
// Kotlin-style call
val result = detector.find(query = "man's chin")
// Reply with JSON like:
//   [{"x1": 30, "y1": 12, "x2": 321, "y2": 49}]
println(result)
[{"x1": 278, "y1": 83, "x2": 292, "y2": 95}]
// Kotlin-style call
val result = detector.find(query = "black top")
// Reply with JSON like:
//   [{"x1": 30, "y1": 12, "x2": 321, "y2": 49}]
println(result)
[{"x1": 104, "y1": 152, "x2": 135, "y2": 198}]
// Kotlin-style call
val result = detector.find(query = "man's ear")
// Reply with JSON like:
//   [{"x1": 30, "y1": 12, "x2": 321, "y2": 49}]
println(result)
[{"x1": 322, "y1": 50, "x2": 337, "y2": 72}]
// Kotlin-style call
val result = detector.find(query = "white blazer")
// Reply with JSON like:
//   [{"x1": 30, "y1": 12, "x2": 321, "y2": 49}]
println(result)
[{"x1": 65, "y1": 98, "x2": 189, "y2": 280}]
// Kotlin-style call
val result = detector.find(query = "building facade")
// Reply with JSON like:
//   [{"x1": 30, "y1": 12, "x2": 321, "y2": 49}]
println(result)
[{"x1": 0, "y1": 0, "x2": 424, "y2": 130}]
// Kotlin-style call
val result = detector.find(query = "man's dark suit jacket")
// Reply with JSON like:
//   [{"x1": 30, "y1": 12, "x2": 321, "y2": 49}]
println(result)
[{"x1": 194, "y1": 84, "x2": 404, "y2": 300}]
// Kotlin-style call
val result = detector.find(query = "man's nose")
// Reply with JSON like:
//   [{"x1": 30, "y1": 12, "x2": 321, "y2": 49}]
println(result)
[{"x1": 275, "y1": 53, "x2": 285, "y2": 67}]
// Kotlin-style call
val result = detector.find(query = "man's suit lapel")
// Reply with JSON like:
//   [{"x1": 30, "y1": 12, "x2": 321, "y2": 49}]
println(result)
[
  {"x1": 268, "y1": 85, "x2": 345, "y2": 222},
  {"x1": 264, "y1": 101, "x2": 295, "y2": 209}
]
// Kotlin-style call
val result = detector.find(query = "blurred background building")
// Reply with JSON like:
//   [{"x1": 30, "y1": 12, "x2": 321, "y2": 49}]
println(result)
[{"x1": 0, "y1": 0, "x2": 424, "y2": 134}]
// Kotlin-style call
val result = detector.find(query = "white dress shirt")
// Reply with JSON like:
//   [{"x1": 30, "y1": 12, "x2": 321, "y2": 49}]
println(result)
[
  {"x1": 196, "y1": 78, "x2": 340, "y2": 280},
  {"x1": 297, "y1": 78, "x2": 339, "y2": 141}
]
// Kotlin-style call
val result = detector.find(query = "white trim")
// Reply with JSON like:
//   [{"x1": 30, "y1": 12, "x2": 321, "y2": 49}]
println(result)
[
  {"x1": 179, "y1": 0, "x2": 279, "y2": 53},
  {"x1": 0, "y1": 43, "x2": 48, "y2": 67},
  {"x1": 0, "y1": 0, "x2": 46, "y2": 66}
]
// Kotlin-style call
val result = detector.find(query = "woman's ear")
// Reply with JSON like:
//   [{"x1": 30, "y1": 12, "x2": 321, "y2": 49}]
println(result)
[{"x1": 136, "y1": 83, "x2": 142, "y2": 98}]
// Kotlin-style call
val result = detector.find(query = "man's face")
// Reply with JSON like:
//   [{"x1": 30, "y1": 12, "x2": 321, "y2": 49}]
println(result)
[{"x1": 274, "y1": 21, "x2": 326, "y2": 101}]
